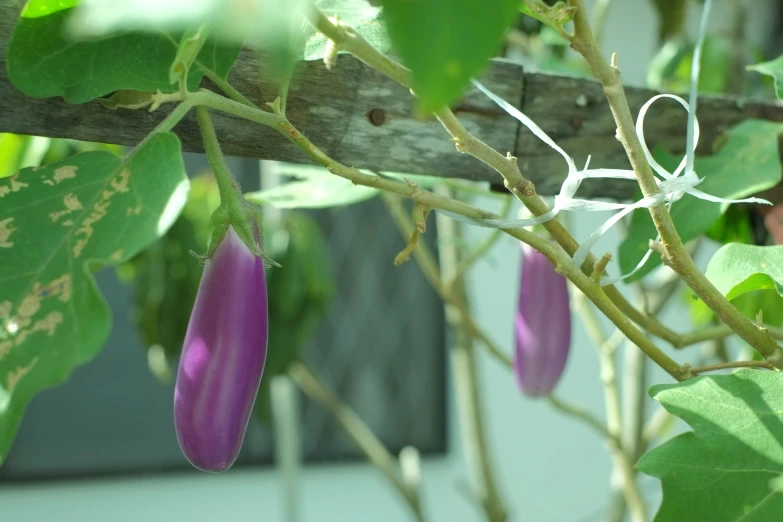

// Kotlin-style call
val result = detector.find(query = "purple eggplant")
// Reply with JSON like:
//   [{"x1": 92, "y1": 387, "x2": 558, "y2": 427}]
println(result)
[
  {"x1": 174, "y1": 225, "x2": 269, "y2": 472},
  {"x1": 514, "y1": 244, "x2": 571, "y2": 397}
]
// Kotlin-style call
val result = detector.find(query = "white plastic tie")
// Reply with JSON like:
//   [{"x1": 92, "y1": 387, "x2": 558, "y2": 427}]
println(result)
[{"x1": 441, "y1": 0, "x2": 770, "y2": 285}]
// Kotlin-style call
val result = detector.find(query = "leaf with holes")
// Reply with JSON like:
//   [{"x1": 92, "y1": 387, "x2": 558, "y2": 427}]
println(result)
[
  {"x1": 618, "y1": 119, "x2": 783, "y2": 281},
  {"x1": 704, "y1": 244, "x2": 783, "y2": 300},
  {"x1": 748, "y1": 54, "x2": 783, "y2": 100},
  {"x1": 304, "y1": 0, "x2": 391, "y2": 61},
  {"x1": 0, "y1": 133, "x2": 189, "y2": 465},
  {"x1": 637, "y1": 369, "x2": 783, "y2": 521},
  {"x1": 381, "y1": 0, "x2": 519, "y2": 112},
  {"x1": 7, "y1": 2, "x2": 240, "y2": 103}
]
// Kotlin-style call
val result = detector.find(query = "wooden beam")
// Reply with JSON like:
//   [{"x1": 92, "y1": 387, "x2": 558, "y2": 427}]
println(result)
[{"x1": 1, "y1": 3, "x2": 782, "y2": 198}]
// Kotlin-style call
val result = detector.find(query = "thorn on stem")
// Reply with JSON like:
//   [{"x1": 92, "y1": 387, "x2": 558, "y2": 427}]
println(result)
[
  {"x1": 649, "y1": 240, "x2": 672, "y2": 266},
  {"x1": 610, "y1": 52, "x2": 620, "y2": 74},
  {"x1": 590, "y1": 252, "x2": 612, "y2": 284},
  {"x1": 266, "y1": 97, "x2": 284, "y2": 115}
]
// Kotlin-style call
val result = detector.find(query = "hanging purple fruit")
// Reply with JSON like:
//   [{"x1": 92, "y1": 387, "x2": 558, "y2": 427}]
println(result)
[
  {"x1": 514, "y1": 244, "x2": 572, "y2": 397},
  {"x1": 174, "y1": 225, "x2": 269, "y2": 472}
]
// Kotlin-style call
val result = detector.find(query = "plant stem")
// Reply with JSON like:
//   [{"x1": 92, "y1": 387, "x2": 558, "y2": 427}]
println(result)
[
  {"x1": 591, "y1": 0, "x2": 615, "y2": 46},
  {"x1": 289, "y1": 362, "x2": 426, "y2": 522},
  {"x1": 574, "y1": 291, "x2": 646, "y2": 522},
  {"x1": 547, "y1": 395, "x2": 615, "y2": 442},
  {"x1": 383, "y1": 194, "x2": 610, "y2": 445},
  {"x1": 455, "y1": 197, "x2": 513, "y2": 276},
  {"x1": 270, "y1": 376, "x2": 302, "y2": 522},
  {"x1": 381, "y1": 193, "x2": 512, "y2": 369},
  {"x1": 434, "y1": 186, "x2": 508, "y2": 522},
  {"x1": 303, "y1": 5, "x2": 684, "y2": 354},
  {"x1": 201, "y1": 68, "x2": 256, "y2": 106},
  {"x1": 568, "y1": 0, "x2": 783, "y2": 369},
  {"x1": 189, "y1": 88, "x2": 687, "y2": 380},
  {"x1": 690, "y1": 360, "x2": 775, "y2": 374},
  {"x1": 195, "y1": 106, "x2": 243, "y2": 203}
]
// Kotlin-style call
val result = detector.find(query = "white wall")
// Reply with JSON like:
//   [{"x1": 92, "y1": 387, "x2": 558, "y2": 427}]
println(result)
[{"x1": 1, "y1": 1, "x2": 778, "y2": 521}]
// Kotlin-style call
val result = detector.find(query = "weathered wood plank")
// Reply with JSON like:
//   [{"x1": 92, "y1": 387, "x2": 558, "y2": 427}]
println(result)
[{"x1": 2, "y1": 2, "x2": 783, "y2": 199}]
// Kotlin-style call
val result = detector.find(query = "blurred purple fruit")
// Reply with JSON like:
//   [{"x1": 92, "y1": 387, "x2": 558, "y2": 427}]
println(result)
[{"x1": 514, "y1": 244, "x2": 571, "y2": 397}]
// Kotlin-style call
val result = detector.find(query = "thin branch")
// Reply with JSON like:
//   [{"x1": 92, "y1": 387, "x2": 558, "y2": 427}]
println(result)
[
  {"x1": 547, "y1": 395, "x2": 614, "y2": 442},
  {"x1": 690, "y1": 360, "x2": 776, "y2": 375},
  {"x1": 381, "y1": 193, "x2": 511, "y2": 370},
  {"x1": 433, "y1": 186, "x2": 509, "y2": 522},
  {"x1": 455, "y1": 196, "x2": 513, "y2": 275},
  {"x1": 568, "y1": 0, "x2": 783, "y2": 369},
  {"x1": 591, "y1": 0, "x2": 615, "y2": 46},
  {"x1": 677, "y1": 324, "x2": 783, "y2": 348},
  {"x1": 303, "y1": 4, "x2": 686, "y2": 359},
  {"x1": 200, "y1": 68, "x2": 256, "y2": 107},
  {"x1": 573, "y1": 291, "x2": 647, "y2": 522},
  {"x1": 289, "y1": 362, "x2": 426, "y2": 522},
  {"x1": 186, "y1": 88, "x2": 688, "y2": 381}
]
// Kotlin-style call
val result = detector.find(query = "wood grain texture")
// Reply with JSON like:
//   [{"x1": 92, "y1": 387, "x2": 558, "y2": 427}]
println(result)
[{"x1": 1, "y1": 2, "x2": 783, "y2": 199}]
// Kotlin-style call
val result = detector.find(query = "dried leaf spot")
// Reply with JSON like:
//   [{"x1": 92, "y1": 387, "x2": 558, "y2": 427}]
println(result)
[
  {"x1": 0, "y1": 218, "x2": 17, "y2": 248},
  {"x1": 6, "y1": 357, "x2": 39, "y2": 393},
  {"x1": 110, "y1": 249, "x2": 124, "y2": 261},
  {"x1": 72, "y1": 168, "x2": 132, "y2": 258},
  {"x1": 0, "y1": 175, "x2": 29, "y2": 198},
  {"x1": 73, "y1": 200, "x2": 110, "y2": 258},
  {"x1": 0, "y1": 340, "x2": 11, "y2": 360},
  {"x1": 17, "y1": 286, "x2": 42, "y2": 320},
  {"x1": 42, "y1": 166, "x2": 78, "y2": 186},
  {"x1": 125, "y1": 204, "x2": 143, "y2": 217},
  {"x1": 12, "y1": 312, "x2": 63, "y2": 348},
  {"x1": 64, "y1": 193, "x2": 82, "y2": 211},
  {"x1": 112, "y1": 169, "x2": 131, "y2": 193},
  {"x1": 49, "y1": 193, "x2": 83, "y2": 223},
  {"x1": 44, "y1": 275, "x2": 72, "y2": 303},
  {"x1": 0, "y1": 301, "x2": 11, "y2": 319}
]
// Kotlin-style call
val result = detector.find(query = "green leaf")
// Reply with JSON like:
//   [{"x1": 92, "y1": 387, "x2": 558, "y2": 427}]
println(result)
[
  {"x1": 20, "y1": 0, "x2": 79, "y2": 17},
  {"x1": 381, "y1": 0, "x2": 519, "y2": 112},
  {"x1": 748, "y1": 54, "x2": 783, "y2": 100},
  {"x1": 246, "y1": 164, "x2": 380, "y2": 208},
  {"x1": 68, "y1": 0, "x2": 303, "y2": 79},
  {"x1": 254, "y1": 212, "x2": 336, "y2": 424},
  {"x1": 637, "y1": 369, "x2": 783, "y2": 521},
  {"x1": 304, "y1": 0, "x2": 391, "y2": 61},
  {"x1": 618, "y1": 119, "x2": 783, "y2": 281},
  {"x1": 0, "y1": 133, "x2": 190, "y2": 464},
  {"x1": 7, "y1": 6, "x2": 240, "y2": 103},
  {"x1": 704, "y1": 244, "x2": 783, "y2": 301},
  {"x1": 0, "y1": 134, "x2": 52, "y2": 179},
  {"x1": 519, "y1": 1, "x2": 577, "y2": 28},
  {"x1": 704, "y1": 204, "x2": 755, "y2": 246}
]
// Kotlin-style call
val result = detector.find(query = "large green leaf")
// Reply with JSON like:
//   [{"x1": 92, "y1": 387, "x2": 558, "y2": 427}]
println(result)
[
  {"x1": 381, "y1": 0, "x2": 519, "y2": 112},
  {"x1": 748, "y1": 55, "x2": 783, "y2": 101},
  {"x1": 247, "y1": 163, "x2": 379, "y2": 208},
  {"x1": 0, "y1": 133, "x2": 189, "y2": 464},
  {"x1": 618, "y1": 119, "x2": 783, "y2": 281},
  {"x1": 7, "y1": 4, "x2": 240, "y2": 103},
  {"x1": 21, "y1": 0, "x2": 80, "y2": 18},
  {"x1": 637, "y1": 369, "x2": 783, "y2": 521},
  {"x1": 254, "y1": 212, "x2": 336, "y2": 423},
  {"x1": 304, "y1": 0, "x2": 391, "y2": 61},
  {"x1": 704, "y1": 244, "x2": 783, "y2": 300},
  {"x1": 67, "y1": 0, "x2": 302, "y2": 80}
]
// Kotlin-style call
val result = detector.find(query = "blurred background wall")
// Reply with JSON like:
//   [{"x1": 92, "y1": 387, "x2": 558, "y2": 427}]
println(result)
[{"x1": 1, "y1": 1, "x2": 780, "y2": 521}]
